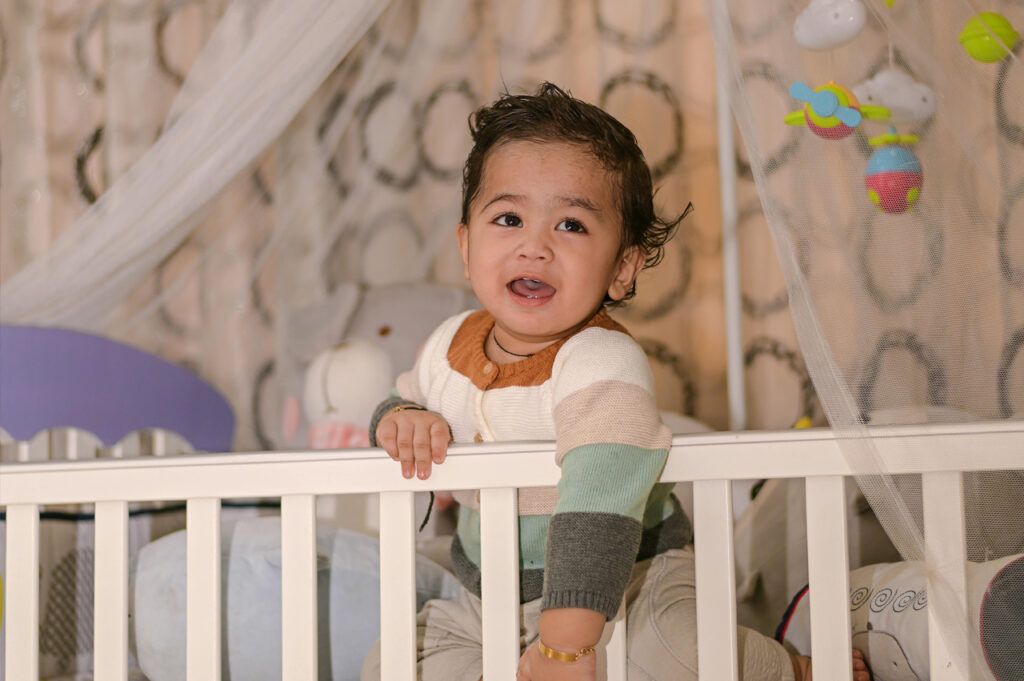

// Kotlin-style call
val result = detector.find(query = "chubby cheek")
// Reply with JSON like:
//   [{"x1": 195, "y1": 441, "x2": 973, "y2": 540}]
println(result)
[
  {"x1": 464, "y1": 260, "x2": 498, "y2": 300},
  {"x1": 467, "y1": 247, "x2": 502, "y2": 288},
  {"x1": 477, "y1": 272, "x2": 506, "y2": 299}
]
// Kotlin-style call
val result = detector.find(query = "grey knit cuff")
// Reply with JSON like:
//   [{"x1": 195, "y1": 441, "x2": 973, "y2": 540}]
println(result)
[
  {"x1": 450, "y1": 533, "x2": 545, "y2": 602},
  {"x1": 368, "y1": 396, "x2": 423, "y2": 447},
  {"x1": 541, "y1": 512, "x2": 641, "y2": 619}
]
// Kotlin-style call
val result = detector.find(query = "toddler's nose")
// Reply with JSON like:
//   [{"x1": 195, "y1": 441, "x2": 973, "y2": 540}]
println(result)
[{"x1": 515, "y1": 229, "x2": 553, "y2": 260}]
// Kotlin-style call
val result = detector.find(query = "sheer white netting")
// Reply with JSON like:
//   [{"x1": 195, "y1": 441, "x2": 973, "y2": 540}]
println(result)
[
  {"x1": 716, "y1": 0, "x2": 1023, "y2": 677},
  {"x1": 0, "y1": 0, "x2": 1022, "y2": 678},
  {"x1": 1, "y1": 0, "x2": 725, "y2": 448}
]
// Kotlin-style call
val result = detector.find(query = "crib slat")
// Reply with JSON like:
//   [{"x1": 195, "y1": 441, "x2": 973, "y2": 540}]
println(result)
[
  {"x1": 94, "y1": 500, "x2": 129, "y2": 681},
  {"x1": 61, "y1": 428, "x2": 79, "y2": 459},
  {"x1": 480, "y1": 487, "x2": 520, "y2": 679},
  {"x1": 805, "y1": 475, "x2": 852, "y2": 681},
  {"x1": 187, "y1": 497, "x2": 222, "y2": 681},
  {"x1": 152, "y1": 428, "x2": 167, "y2": 456},
  {"x1": 379, "y1": 491, "x2": 417, "y2": 681},
  {"x1": 4, "y1": 504, "x2": 40, "y2": 681},
  {"x1": 693, "y1": 479, "x2": 739, "y2": 681},
  {"x1": 922, "y1": 471, "x2": 969, "y2": 681},
  {"x1": 282, "y1": 494, "x2": 318, "y2": 680}
]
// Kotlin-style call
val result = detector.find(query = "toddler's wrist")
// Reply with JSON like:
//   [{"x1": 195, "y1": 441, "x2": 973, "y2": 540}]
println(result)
[
  {"x1": 537, "y1": 639, "x2": 596, "y2": 663},
  {"x1": 382, "y1": 402, "x2": 427, "y2": 419},
  {"x1": 536, "y1": 606, "x2": 604, "y2": 655}
]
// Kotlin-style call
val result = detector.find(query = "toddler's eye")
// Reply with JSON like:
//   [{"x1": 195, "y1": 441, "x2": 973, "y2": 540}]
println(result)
[
  {"x1": 556, "y1": 218, "x2": 586, "y2": 233},
  {"x1": 495, "y1": 213, "x2": 521, "y2": 227}
]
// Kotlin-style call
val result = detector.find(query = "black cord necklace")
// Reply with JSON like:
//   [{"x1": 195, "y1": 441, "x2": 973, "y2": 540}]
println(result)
[{"x1": 491, "y1": 329, "x2": 534, "y2": 358}]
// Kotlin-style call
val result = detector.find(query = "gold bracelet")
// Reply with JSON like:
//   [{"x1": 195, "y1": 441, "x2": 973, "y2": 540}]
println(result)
[
  {"x1": 384, "y1": 403, "x2": 427, "y2": 418},
  {"x1": 537, "y1": 639, "x2": 595, "y2": 662}
]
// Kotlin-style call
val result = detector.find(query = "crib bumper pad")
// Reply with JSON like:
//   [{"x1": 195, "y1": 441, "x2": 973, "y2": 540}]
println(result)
[{"x1": 130, "y1": 516, "x2": 462, "y2": 681}]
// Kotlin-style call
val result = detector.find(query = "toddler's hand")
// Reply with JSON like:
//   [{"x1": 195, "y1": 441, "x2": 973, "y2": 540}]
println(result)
[
  {"x1": 852, "y1": 647, "x2": 870, "y2": 681},
  {"x1": 376, "y1": 407, "x2": 451, "y2": 480}
]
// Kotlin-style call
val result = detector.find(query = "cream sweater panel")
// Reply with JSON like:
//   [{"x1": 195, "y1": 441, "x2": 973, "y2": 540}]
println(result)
[{"x1": 395, "y1": 311, "x2": 658, "y2": 514}]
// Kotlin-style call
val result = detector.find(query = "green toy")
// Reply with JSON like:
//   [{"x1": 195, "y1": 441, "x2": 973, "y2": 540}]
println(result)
[{"x1": 959, "y1": 12, "x2": 1020, "y2": 63}]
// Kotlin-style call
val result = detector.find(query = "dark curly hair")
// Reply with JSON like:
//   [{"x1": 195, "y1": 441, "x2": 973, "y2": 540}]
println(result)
[{"x1": 461, "y1": 82, "x2": 690, "y2": 304}]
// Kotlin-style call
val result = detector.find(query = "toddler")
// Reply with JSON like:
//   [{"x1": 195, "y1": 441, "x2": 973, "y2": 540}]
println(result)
[{"x1": 362, "y1": 83, "x2": 866, "y2": 681}]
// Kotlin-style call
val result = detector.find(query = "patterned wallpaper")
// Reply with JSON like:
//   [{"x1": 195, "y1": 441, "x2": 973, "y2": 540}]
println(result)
[{"x1": 1, "y1": 0, "x2": 828, "y2": 451}]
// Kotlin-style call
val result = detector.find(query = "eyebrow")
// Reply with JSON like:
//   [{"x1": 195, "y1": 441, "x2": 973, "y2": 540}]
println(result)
[
  {"x1": 480, "y1": 193, "x2": 603, "y2": 214},
  {"x1": 557, "y1": 195, "x2": 603, "y2": 213},
  {"x1": 481, "y1": 193, "x2": 522, "y2": 211}
]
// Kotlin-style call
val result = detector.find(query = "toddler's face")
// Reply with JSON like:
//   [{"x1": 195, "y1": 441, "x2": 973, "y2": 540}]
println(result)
[{"x1": 457, "y1": 140, "x2": 642, "y2": 354}]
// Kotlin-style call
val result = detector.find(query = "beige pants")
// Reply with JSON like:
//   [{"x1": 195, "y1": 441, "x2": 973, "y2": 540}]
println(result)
[{"x1": 361, "y1": 548, "x2": 795, "y2": 681}]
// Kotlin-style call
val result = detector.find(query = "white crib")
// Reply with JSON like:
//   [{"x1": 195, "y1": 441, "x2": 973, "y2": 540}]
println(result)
[{"x1": 2, "y1": 421, "x2": 1022, "y2": 681}]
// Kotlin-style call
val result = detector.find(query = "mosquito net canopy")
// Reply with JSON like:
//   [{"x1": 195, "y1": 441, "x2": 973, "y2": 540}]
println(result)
[{"x1": 0, "y1": 0, "x2": 1021, "y2": 678}]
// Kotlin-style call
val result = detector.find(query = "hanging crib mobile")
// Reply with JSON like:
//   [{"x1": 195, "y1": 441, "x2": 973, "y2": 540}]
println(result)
[
  {"x1": 852, "y1": 69, "x2": 936, "y2": 123},
  {"x1": 865, "y1": 126, "x2": 922, "y2": 213},
  {"x1": 792, "y1": 0, "x2": 866, "y2": 50},
  {"x1": 784, "y1": 81, "x2": 890, "y2": 140},
  {"x1": 959, "y1": 12, "x2": 1020, "y2": 63}
]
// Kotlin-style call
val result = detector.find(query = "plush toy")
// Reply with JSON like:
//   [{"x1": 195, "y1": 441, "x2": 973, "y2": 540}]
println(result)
[
  {"x1": 302, "y1": 340, "x2": 392, "y2": 449},
  {"x1": 342, "y1": 282, "x2": 478, "y2": 377},
  {"x1": 289, "y1": 282, "x2": 477, "y2": 541},
  {"x1": 777, "y1": 553, "x2": 1024, "y2": 681},
  {"x1": 793, "y1": 0, "x2": 866, "y2": 50},
  {"x1": 282, "y1": 281, "x2": 478, "y2": 448}
]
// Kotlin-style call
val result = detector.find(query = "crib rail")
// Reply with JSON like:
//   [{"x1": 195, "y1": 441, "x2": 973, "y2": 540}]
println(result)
[
  {"x1": 0, "y1": 426, "x2": 194, "y2": 681},
  {"x1": 3, "y1": 421, "x2": 1022, "y2": 681}
]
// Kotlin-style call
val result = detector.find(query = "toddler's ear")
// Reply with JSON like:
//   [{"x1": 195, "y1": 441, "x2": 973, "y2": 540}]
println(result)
[
  {"x1": 457, "y1": 223, "x2": 470, "y2": 280},
  {"x1": 608, "y1": 245, "x2": 644, "y2": 301}
]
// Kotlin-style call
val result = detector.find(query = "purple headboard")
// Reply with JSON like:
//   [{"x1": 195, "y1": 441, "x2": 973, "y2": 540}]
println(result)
[{"x1": 0, "y1": 325, "x2": 234, "y2": 451}]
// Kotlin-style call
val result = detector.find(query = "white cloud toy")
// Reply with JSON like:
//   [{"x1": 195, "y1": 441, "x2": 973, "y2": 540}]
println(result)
[
  {"x1": 793, "y1": 0, "x2": 867, "y2": 50},
  {"x1": 853, "y1": 69, "x2": 936, "y2": 123}
]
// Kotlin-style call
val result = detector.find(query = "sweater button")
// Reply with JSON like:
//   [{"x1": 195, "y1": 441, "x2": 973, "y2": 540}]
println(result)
[{"x1": 483, "y1": 362, "x2": 494, "y2": 374}]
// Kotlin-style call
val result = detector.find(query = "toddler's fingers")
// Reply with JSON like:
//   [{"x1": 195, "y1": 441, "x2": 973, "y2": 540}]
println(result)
[
  {"x1": 393, "y1": 420, "x2": 417, "y2": 479},
  {"x1": 375, "y1": 420, "x2": 399, "y2": 460},
  {"x1": 429, "y1": 420, "x2": 450, "y2": 464},
  {"x1": 852, "y1": 648, "x2": 870, "y2": 681},
  {"x1": 413, "y1": 423, "x2": 434, "y2": 480}
]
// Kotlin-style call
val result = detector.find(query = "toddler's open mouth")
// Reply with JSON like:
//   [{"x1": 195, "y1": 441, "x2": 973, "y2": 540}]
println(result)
[{"x1": 508, "y1": 277, "x2": 556, "y2": 300}]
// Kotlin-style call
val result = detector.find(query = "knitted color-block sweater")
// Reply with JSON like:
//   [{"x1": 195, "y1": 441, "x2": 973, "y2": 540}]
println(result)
[{"x1": 371, "y1": 308, "x2": 692, "y2": 618}]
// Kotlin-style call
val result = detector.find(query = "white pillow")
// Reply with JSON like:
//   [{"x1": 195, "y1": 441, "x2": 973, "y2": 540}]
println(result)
[
  {"x1": 131, "y1": 516, "x2": 462, "y2": 681},
  {"x1": 778, "y1": 554, "x2": 1024, "y2": 681}
]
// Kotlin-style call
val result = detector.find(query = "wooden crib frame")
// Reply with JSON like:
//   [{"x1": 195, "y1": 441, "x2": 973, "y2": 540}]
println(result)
[{"x1": 2, "y1": 420, "x2": 1022, "y2": 681}]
